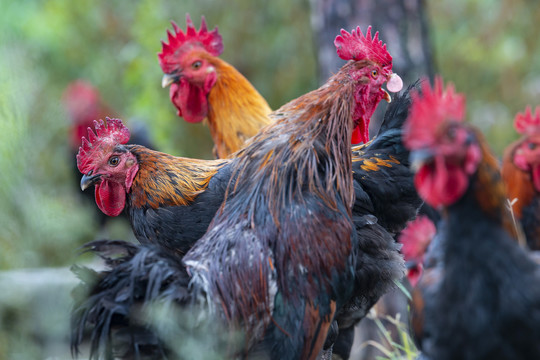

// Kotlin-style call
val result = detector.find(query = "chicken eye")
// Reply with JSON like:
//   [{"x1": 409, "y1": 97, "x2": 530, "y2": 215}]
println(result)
[
  {"x1": 108, "y1": 156, "x2": 120, "y2": 167},
  {"x1": 371, "y1": 70, "x2": 378, "y2": 78},
  {"x1": 528, "y1": 142, "x2": 537, "y2": 150},
  {"x1": 192, "y1": 61, "x2": 202, "y2": 69}
]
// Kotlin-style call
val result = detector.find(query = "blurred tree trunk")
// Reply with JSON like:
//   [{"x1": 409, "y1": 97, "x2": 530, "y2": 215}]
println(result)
[
  {"x1": 310, "y1": 0, "x2": 435, "y2": 85},
  {"x1": 309, "y1": 0, "x2": 435, "y2": 133}
]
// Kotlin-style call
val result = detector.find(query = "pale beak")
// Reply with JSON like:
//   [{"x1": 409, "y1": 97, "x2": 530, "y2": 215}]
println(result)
[
  {"x1": 80, "y1": 173, "x2": 103, "y2": 191},
  {"x1": 382, "y1": 89, "x2": 392, "y2": 103},
  {"x1": 161, "y1": 73, "x2": 180, "y2": 88},
  {"x1": 410, "y1": 148, "x2": 435, "y2": 173}
]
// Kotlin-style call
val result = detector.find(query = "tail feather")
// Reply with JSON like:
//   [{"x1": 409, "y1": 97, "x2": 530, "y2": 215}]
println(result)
[{"x1": 70, "y1": 240, "x2": 191, "y2": 359}]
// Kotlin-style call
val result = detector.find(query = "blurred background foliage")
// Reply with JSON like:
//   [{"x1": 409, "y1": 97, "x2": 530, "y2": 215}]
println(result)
[{"x1": 0, "y1": 0, "x2": 539, "y2": 358}]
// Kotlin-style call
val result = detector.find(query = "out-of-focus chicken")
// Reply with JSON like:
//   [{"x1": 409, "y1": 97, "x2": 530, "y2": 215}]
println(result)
[
  {"x1": 502, "y1": 106, "x2": 540, "y2": 250},
  {"x1": 159, "y1": 15, "x2": 272, "y2": 158},
  {"x1": 399, "y1": 213, "x2": 437, "y2": 287},
  {"x1": 404, "y1": 78, "x2": 540, "y2": 359}
]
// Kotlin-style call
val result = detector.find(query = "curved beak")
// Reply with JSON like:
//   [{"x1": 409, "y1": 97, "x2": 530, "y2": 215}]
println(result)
[
  {"x1": 410, "y1": 148, "x2": 435, "y2": 173},
  {"x1": 382, "y1": 89, "x2": 391, "y2": 103},
  {"x1": 80, "y1": 173, "x2": 103, "y2": 191},
  {"x1": 162, "y1": 73, "x2": 181, "y2": 88}
]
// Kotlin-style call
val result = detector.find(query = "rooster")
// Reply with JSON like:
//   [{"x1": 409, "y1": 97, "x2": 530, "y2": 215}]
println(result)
[
  {"x1": 404, "y1": 78, "x2": 540, "y2": 359},
  {"x1": 62, "y1": 80, "x2": 154, "y2": 234},
  {"x1": 159, "y1": 14, "x2": 272, "y2": 158},
  {"x1": 502, "y1": 106, "x2": 540, "y2": 250},
  {"x1": 77, "y1": 118, "x2": 229, "y2": 255},
  {"x1": 72, "y1": 26, "x2": 417, "y2": 359}
]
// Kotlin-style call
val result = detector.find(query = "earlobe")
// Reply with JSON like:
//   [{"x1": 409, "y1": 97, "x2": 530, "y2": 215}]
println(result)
[
  {"x1": 204, "y1": 71, "x2": 217, "y2": 93},
  {"x1": 464, "y1": 144, "x2": 482, "y2": 174},
  {"x1": 513, "y1": 151, "x2": 530, "y2": 171},
  {"x1": 125, "y1": 160, "x2": 140, "y2": 190}
]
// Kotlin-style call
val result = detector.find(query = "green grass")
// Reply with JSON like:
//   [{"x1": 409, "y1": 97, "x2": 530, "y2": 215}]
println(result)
[{"x1": 360, "y1": 311, "x2": 418, "y2": 360}]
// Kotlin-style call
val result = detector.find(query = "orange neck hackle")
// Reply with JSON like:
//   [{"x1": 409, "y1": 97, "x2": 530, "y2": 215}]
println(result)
[
  {"x1": 128, "y1": 145, "x2": 227, "y2": 209},
  {"x1": 206, "y1": 57, "x2": 272, "y2": 158}
]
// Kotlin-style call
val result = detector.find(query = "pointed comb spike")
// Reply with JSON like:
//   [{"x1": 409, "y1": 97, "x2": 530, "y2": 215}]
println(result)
[
  {"x1": 94, "y1": 119, "x2": 105, "y2": 138},
  {"x1": 167, "y1": 30, "x2": 176, "y2": 46},
  {"x1": 185, "y1": 13, "x2": 193, "y2": 27},
  {"x1": 160, "y1": 40, "x2": 170, "y2": 53},
  {"x1": 171, "y1": 20, "x2": 180, "y2": 34},
  {"x1": 87, "y1": 128, "x2": 98, "y2": 143},
  {"x1": 366, "y1": 26, "x2": 373, "y2": 41},
  {"x1": 514, "y1": 106, "x2": 540, "y2": 135},
  {"x1": 82, "y1": 136, "x2": 92, "y2": 151},
  {"x1": 186, "y1": 14, "x2": 196, "y2": 36},
  {"x1": 200, "y1": 15, "x2": 208, "y2": 32},
  {"x1": 373, "y1": 29, "x2": 380, "y2": 43}
]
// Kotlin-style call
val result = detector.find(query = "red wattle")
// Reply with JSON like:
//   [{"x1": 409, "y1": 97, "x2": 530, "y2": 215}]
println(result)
[
  {"x1": 169, "y1": 80, "x2": 208, "y2": 123},
  {"x1": 351, "y1": 121, "x2": 369, "y2": 145},
  {"x1": 351, "y1": 126, "x2": 362, "y2": 144},
  {"x1": 407, "y1": 266, "x2": 422, "y2": 288},
  {"x1": 95, "y1": 180, "x2": 126, "y2": 217},
  {"x1": 415, "y1": 160, "x2": 469, "y2": 208}
]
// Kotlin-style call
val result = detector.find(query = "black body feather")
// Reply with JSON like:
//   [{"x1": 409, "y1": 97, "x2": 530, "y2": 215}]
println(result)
[{"x1": 421, "y1": 184, "x2": 540, "y2": 359}]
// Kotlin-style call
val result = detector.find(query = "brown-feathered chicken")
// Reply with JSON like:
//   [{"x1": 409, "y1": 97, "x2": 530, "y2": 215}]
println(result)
[
  {"x1": 502, "y1": 106, "x2": 540, "y2": 250},
  {"x1": 72, "y1": 27, "x2": 417, "y2": 359},
  {"x1": 404, "y1": 78, "x2": 540, "y2": 360},
  {"x1": 159, "y1": 14, "x2": 272, "y2": 158},
  {"x1": 76, "y1": 118, "x2": 229, "y2": 255}
]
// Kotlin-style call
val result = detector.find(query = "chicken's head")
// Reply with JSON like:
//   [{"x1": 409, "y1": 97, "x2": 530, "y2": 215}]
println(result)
[
  {"x1": 158, "y1": 14, "x2": 223, "y2": 124},
  {"x1": 398, "y1": 215, "x2": 436, "y2": 287},
  {"x1": 334, "y1": 26, "x2": 403, "y2": 144},
  {"x1": 77, "y1": 118, "x2": 139, "y2": 217},
  {"x1": 403, "y1": 77, "x2": 481, "y2": 209},
  {"x1": 511, "y1": 106, "x2": 540, "y2": 192}
]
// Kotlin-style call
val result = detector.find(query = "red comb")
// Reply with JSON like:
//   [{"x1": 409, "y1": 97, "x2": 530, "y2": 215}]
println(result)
[
  {"x1": 158, "y1": 14, "x2": 223, "y2": 73},
  {"x1": 399, "y1": 215, "x2": 436, "y2": 262},
  {"x1": 514, "y1": 106, "x2": 540, "y2": 135},
  {"x1": 76, "y1": 118, "x2": 131, "y2": 174},
  {"x1": 404, "y1": 77, "x2": 466, "y2": 149},
  {"x1": 334, "y1": 26, "x2": 393, "y2": 69}
]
